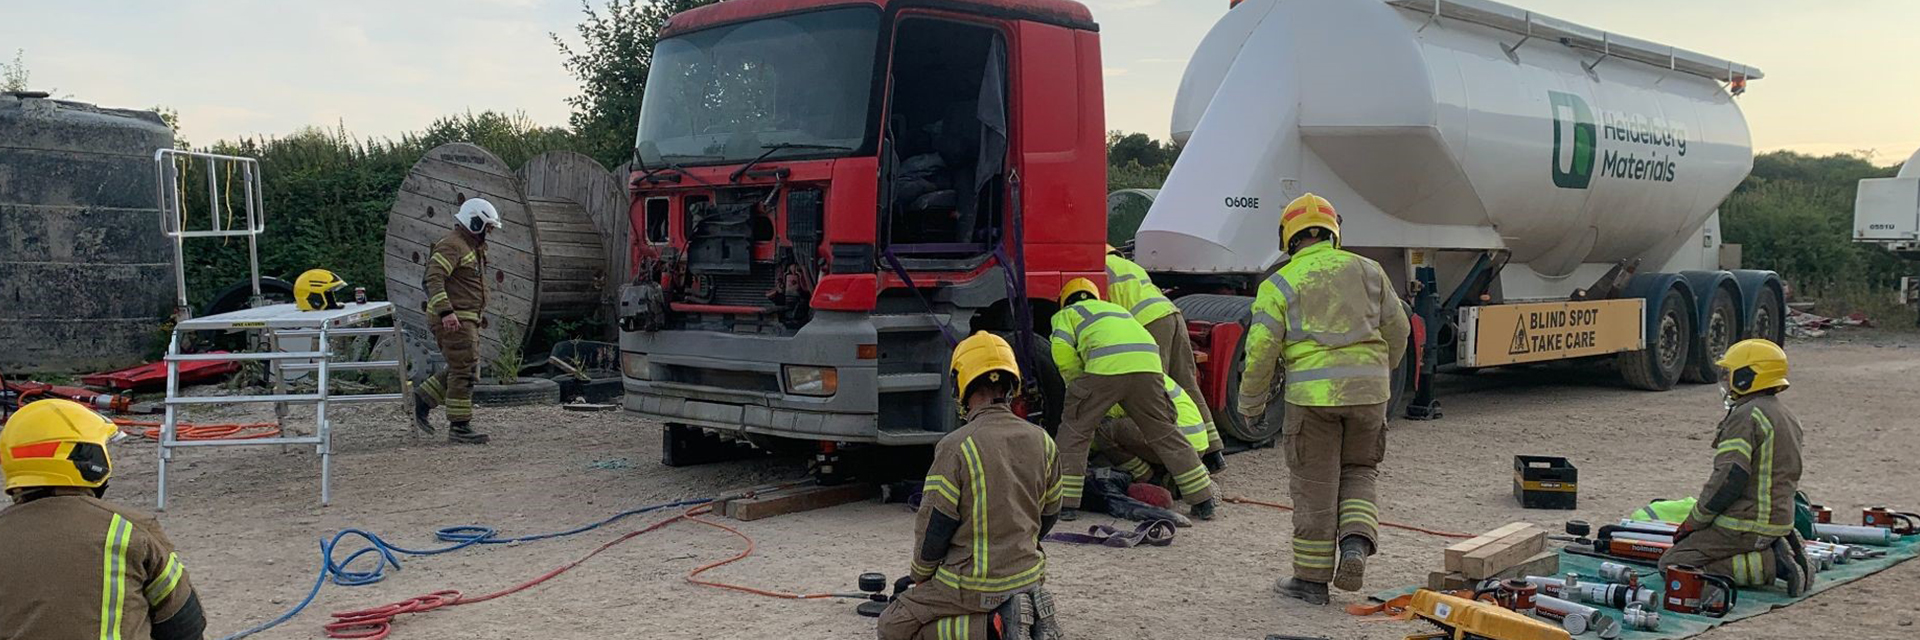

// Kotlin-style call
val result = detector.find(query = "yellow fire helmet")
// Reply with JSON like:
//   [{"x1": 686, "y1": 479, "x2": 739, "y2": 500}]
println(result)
[
  {"x1": 295, "y1": 268, "x2": 348, "y2": 311},
  {"x1": 1717, "y1": 338, "x2": 1789, "y2": 396},
  {"x1": 951, "y1": 332, "x2": 1021, "y2": 402},
  {"x1": 1059, "y1": 277, "x2": 1101, "y2": 306},
  {"x1": 1105, "y1": 244, "x2": 1121, "y2": 256},
  {"x1": 1, "y1": 399, "x2": 119, "y2": 491},
  {"x1": 1281, "y1": 192, "x2": 1340, "y2": 249}
]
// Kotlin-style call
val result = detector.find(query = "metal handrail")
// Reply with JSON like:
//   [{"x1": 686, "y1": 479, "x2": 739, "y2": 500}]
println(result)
[{"x1": 154, "y1": 148, "x2": 265, "y2": 322}]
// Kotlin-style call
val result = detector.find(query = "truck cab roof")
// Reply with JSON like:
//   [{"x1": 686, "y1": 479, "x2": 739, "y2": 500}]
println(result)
[{"x1": 663, "y1": 0, "x2": 1097, "y2": 36}]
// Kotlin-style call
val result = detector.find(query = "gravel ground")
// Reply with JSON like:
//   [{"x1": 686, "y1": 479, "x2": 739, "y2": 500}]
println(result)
[{"x1": 78, "y1": 332, "x2": 1920, "y2": 639}]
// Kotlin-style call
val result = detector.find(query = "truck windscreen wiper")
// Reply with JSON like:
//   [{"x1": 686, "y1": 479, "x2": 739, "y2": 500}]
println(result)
[
  {"x1": 729, "y1": 143, "x2": 854, "y2": 183},
  {"x1": 636, "y1": 155, "x2": 719, "y2": 186}
]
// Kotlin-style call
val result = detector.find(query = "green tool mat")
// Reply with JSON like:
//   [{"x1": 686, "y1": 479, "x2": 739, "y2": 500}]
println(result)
[{"x1": 1371, "y1": 536, "x2": 1917, "y2": 639}]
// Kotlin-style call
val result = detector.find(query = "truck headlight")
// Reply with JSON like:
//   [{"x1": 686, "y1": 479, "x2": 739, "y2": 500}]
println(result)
[
  {"x1": 783, "y1": 365, "x2": 838, "y2": 397},
  {"x1": 621, "y1": 353, "x2": 650, "y2": 380}
]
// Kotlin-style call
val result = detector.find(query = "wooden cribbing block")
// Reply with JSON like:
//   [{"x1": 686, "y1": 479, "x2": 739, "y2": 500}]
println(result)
[
  {"x1": 1429, "y1": 551, "x2": 1559, "y2": 590},
  {"x1": 722, "y1": 482, "x2": 875, "y2": 521},
  {"x1": 1444, "y1": 522, "x2": 1534, "y2": 573},
  {"x1": 1460, "y1": 527, "x2": 1547, "y2": 579}
]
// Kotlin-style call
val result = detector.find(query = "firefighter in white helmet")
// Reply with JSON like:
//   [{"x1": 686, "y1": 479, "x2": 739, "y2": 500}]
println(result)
[
  {"x1": 878, "y1": 332, "x2": 1062, "y2": 640},
  {"x1": 414, "y1": 198, "x2": 502, "y2": 444}
]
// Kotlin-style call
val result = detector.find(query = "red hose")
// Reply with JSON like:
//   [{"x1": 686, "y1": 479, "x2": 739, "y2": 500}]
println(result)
[
  {"x1": 1224, "y1": 495, "x2": 1475, "y2": 539},
  {"x1": 114, "y1": 418, "x2": 281, "y2": 441}
]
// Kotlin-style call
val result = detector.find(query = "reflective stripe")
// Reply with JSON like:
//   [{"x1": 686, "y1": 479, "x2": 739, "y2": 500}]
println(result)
[
  {"x1": 1714, "y1": 515, "x2": 1792, "y2": 537},
  {"x1": 924, "y1": 475, "x2": 960, "y2": 505},
  {"x1": 1172, "y1": 465, "x2": 1211, "y2": 494},
  {"x1": 1108, "y1": 273, "x2": 1137, "y2": 285},
  {"x1": 935, "y1": 556, "x2": 1047, "y2": 593},
  {"x1": 1073, "y1": 308, "x2": 1133, "y2": 335},
  {"x1": 1050, "y1": 328, "x2": 1075, "y2": 347},
  {"x1": 1715, "y1": 438, "x2": 1753, "y2": 459},
  {"x1": 1266, "y1": 270, "x2": 1373, "y2": 347},
  {"x1": 961, "y1": 438, "x2": 989, "y2": 579},
  {"x1": 146, "y1": 552, "x2": 186, "y2": 604},
  {"x1": 1753, "y1": 408, "x2": 1777, "y2": 534},
  {"x1": 1285, "y1": 365, "x2": 1389, "y2": 383},
  {"x1": 1732, "y1": 553, "x2": 1748, "y2": 585},
  {"x1": 1251, "y1": 311, "x2": 1284, "y2": 338},
  {"x1": 1130, "y1": 295, "x2": 1173, "y2": 316},
  {"x1": 431, "y1": 252, "x2": 455, "y2": 273},
  {"x1": 428, "y1": 292, "x2": 450, "y2": 307},
  {"x1": 1177, "y1": 422, "x2": 1208, "y2": 438},
  {"x1": 1166, "y1": 384, "x2": 1184, "y2": 400},
  {"x1": 460, "y1": 251, "x2": 477, "y2": 267},
  {"x1": 1061, "y1": 475, "x2": 1083, "y2": 498},
  {"x1": 1117, "y1": 456, "x2": 1152, "y2": 479},
  {"x1": 99, "y1": 513, "x2": 132, "y2": 640},
  {"x1": 1340, "y1": 499, "x2": 1378, "y2": 515},
  {"x1": 1087, "y1": 343, "x2": 1159, "y2": 360},
  {"x1": 1292, "y1": 537, "x2": 1334, "y2": 551},
  {"x1": 454, "y1": 310, "x2": 481, "y2": 322}
]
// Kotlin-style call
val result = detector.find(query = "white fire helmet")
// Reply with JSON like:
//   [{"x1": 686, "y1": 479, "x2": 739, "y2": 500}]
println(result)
[{"x1": 455, "y1": 198, "x2": 503, "y2": 235}]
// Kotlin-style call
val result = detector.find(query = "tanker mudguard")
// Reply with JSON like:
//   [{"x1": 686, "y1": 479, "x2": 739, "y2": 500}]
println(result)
[
  {"x1": 1621, "y1": 273, "x2": 1696, "y2": 343},
  {"x1": 1679, "y1": 271, "x2": 1738, "y2": 339}
]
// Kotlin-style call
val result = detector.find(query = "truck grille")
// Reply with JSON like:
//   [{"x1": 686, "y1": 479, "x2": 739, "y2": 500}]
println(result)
[{"x1": 701, "y1": 263, "x2": 777, "y2": 308}]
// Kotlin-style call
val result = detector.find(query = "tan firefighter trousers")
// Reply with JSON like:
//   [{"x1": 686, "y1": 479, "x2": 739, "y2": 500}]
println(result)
[
  {"x1": 1284, "y1": 402, "x2": 1386, "y2": 583},
  {"x1": 1143, "y1": 312, "x2": 1221, "y2": 454}
]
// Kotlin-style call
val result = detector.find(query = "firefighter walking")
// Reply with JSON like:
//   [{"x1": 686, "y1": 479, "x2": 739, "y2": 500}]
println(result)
[
  {"x1": 1659, "y1": 339, "x2": 1816, "y2": 596},
  {"x1": 1104, "y1": 246, "x2": 1226, "y2": 471},
  {"x1": 877, "y1": 332, "x2": 1062, "y2": 640},
  {"x1": 1239, "y1": 193, "x2": 1409, "y2": 604},
  {"x1": 1051, "y1": 278, "x2": 1217, "y2": 522},
  {"x1": 414, "y1": 197, "x2": 503, "y2": 444},
  {"x1": 0, "y1": 399, "x2": 208, "y2": 640}
]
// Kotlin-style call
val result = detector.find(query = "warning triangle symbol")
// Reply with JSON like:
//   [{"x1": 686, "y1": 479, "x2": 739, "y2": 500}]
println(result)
[{"x1": 1509, "y1": 318, "x2": 1531, "y2": 355}]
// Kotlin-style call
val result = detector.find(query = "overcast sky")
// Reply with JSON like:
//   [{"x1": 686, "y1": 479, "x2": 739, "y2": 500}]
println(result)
[{"x1": 5, "y1": 0, "x2": 1915, "y2": 163}]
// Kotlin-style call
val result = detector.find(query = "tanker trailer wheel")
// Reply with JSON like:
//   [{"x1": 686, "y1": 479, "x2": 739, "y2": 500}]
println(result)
[
  {"x1": 1176, "y1": 294, "x2": 1285, "y2": 445},
  {"x1": 1620, "y1": 285, "x2": 1693, "y2": 391},
  {"x1": 1746, "y1": 285, "x2": 1785, "y2": 345},
  {"x1": 1681, "y1": 287, "x2": 1739, "y2": 384}
]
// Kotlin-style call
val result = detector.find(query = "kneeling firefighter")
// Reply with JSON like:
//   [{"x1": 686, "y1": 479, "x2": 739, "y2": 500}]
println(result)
[
  {"x1": 1659, "y1": 339, "x2": 1816, "y2": 596},
  {"x1": 877, "y1": 332, "x2": 1061, "y2": 640},
  {"x1": 0, "y1": 399, "x2": 208, "y2": 640}
]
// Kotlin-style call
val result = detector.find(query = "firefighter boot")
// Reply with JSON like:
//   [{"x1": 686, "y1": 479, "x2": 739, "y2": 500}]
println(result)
[
  {"x1": 1029, "y1": 587, "x2": 1063, "y2": 640},
  {"x1": 448, "y1": 421, "x2": 491, "y2": 444},
  {"x1": 1191, "y1": 498, "x2": 1217, "y2": 521},
  {"x1": 1333, "y1": 535, "x2": 1373, "y2": 592},
  {"x1": 1273, "y1": 577, "x2": 1330, "y2": 605},
  {"x1": 1058, "y1": 508, "x2": 1079, "y2": 522},
  {"x1": 1774, "y1": 537, "x2": 1807, "y2": 597},
  {"x1": 412, "y1": 394, "x2": 435, "y2": 435},
  {"x1": 990, "y1": 592, "x2": 1034, "y2": 640},
  {"x1": 1203, "y1": 450, "x2": 1227, "y2": 473}
]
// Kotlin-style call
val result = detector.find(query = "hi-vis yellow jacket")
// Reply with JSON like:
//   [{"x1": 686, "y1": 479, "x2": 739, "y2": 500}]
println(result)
[
  {"x1": 1104, "y1": 254, "x2": 1177, "y2": 326},
  {"x1": 1049, "y1": 299, "x2": 1163, "y2": 384},
  {"x1": 1239, "y1": 242, "x2": 1409, "y2": 411}
]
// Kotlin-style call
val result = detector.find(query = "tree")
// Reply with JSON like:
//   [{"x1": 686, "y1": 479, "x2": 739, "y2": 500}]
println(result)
[
  {"x1": 1107, "y1": 131, "x2": 1172, "y2": 168},
  {"x1": 3, "y1": 49, "x2": 31, "y2": 92},
  {"x1": 552, "y1": 0, "x2": 719, "y2": 167}
]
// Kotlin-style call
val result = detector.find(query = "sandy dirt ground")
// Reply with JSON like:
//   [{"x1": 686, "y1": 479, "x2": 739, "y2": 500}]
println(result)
[{"x1": 82, "y1": 332, "x2": 1919, "y2": 640}]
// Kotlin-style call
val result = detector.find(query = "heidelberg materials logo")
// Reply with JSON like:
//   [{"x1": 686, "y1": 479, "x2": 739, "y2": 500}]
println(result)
[{"x1": 1550, "y1": 91, "x2": 1596, "y2": 189}]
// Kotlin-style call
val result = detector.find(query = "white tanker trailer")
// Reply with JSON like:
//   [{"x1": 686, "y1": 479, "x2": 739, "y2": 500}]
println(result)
[{"x1": 1136, "y1": 0, "x2": 1784, "y2": 437}]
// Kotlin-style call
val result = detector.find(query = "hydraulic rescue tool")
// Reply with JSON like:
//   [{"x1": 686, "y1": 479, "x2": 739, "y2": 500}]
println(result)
[
  {"x1": 1532, "y1": 595, "x2": 1621, "y2": 638},
  {"x1": 1660, "y1": 565, "x2": 1737, "y2": 618},
  {"x1": 1861, "y1": 507, "x2": 1918, "y2": 534}
]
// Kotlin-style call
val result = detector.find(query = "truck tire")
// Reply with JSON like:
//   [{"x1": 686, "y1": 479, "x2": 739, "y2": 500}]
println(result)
[
  {"x1": 1176, "y1": 294, "x2": 1285, "y2": 445},
  {"x1": 1620, "y1": 285, "x2": 1692, "y2": 391},
  {"x1": 1747, "y1": 285, "x2": 1785, "y2": 345},
  {"x1": 1681, "y1": 286, "x2": 1739, "y2": 384},
  {"x1": 473, "y1": 376, "x2": 562, "y2": 406}
]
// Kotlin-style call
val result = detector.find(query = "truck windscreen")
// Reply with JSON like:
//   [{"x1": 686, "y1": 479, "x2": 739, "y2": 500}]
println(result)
[{"x1": 636, "y1": 7, "x2": 881, "y2": 167}]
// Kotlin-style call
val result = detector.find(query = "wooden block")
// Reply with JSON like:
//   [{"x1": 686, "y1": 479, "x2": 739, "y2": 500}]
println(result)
[
  {"x1": 1444, "y1": 522, "x2": 1535, "y2": 573},
  {"x1": 723, "y1": 482, "x2": 875, "y2": 521},
  {"x1": 1460, "y1": 527, "x2": 1547, "y2": 579},
  {"x1": 1428, "y1": 571, "x2": 1469, "y2": 590},
  {"x1": 1486, "y1": 550, "x2": 1559, "y2": 582}
]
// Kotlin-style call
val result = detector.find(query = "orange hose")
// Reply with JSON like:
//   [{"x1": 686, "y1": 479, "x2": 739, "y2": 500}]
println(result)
[
  {"x1": 1223, "y1": 496, "x2": 1475, "y2": 540},
  {"x1": 679, "y1": 504, "x2": 853, "y2": 600},
  {"x1": 114, "y1": 418, "x2": 282, "y2": 441}
]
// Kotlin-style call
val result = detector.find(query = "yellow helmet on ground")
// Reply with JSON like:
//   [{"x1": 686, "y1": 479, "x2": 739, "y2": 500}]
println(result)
[
  {"x1": 1, "y1": 399, "x2": 118, "y2": 491},
  {"x1": 951, "y1": 332, "x2": 1021, "y2": 402},
  {"x1": 1060, "y1": 277, "x2": 1101, "y2": 306},
  {"x1": 1716, "y1": 338, "x2": 1788, "y2": 397},
  {"x1": 295, "y1": 268, "x2": 348, "y2": 311},
  {"x1": 1281, "y1": 193, "x2": 1339, "y2": 249}
]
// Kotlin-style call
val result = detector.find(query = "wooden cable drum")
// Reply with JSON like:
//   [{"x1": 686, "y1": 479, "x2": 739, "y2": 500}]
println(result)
[
  {"x1": 517, "y1": 151, "x2": 629, "y2": 338},
  {"x1": 384, "y1": 143, "x2": 540, "y2": 370}
]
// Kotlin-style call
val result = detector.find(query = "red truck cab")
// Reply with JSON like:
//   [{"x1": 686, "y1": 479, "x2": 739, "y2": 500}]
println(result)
[{"x1": 618, "y1": 0, "x2": 1106, "y2": 452}]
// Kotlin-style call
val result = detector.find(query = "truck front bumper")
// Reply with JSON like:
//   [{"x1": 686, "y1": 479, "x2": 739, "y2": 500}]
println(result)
[{"x1": 621, "y1": 311, "x2": 945, "y2": 446}]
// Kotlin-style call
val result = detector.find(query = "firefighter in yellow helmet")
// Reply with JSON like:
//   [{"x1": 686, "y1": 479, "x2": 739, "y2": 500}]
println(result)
[
  {"x1": 1660, "y1": 339, "x2": 1814, "y2": 596},
  {"x1": 413, "y1": 198, "x2": 502, "y2": 444},
  {"x1": 1051, "y1": 278, "x2": 1217, "y2": 522},
  {"x1": 1239, "y1": 193, "x2": 1409, "y2": 604},
  {"x1": 878, "y1": 332, "x2": 1062, "y2": 640},
  {"x1": 0, "y1": 400, "x2": 207, "y2": 640},
  {"x1": 295, "y1": 268, "x2": 349, "y2": 311},
  {"x1": 1103, "y1": 244, "x2": 1226, "y2": 472}
]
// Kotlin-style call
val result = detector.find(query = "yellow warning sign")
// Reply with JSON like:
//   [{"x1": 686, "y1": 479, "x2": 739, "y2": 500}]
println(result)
[{"x1": 1463, "y1": 299, "x2": 1644, "y2": 367}]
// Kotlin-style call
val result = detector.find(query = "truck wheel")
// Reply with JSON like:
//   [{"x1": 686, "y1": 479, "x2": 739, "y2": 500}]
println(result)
[
  {"x1": 1620, "y1": 286, "x2": 1692, "y2": 391},
  {"x1": 1747, "y1": 285, "x2": 1785, "y2": 344},
  {"x1": 1681, "y1": 287, "x2": 1739, "y2": 384},
  {"x1": 1176, "y1": 294, "x2": 1285, "y2": 445}
]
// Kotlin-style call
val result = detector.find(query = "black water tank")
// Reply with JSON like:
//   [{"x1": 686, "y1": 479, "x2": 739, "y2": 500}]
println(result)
[{"x1": 0, "y1": 92, "x2": 175, "y2": 373}]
